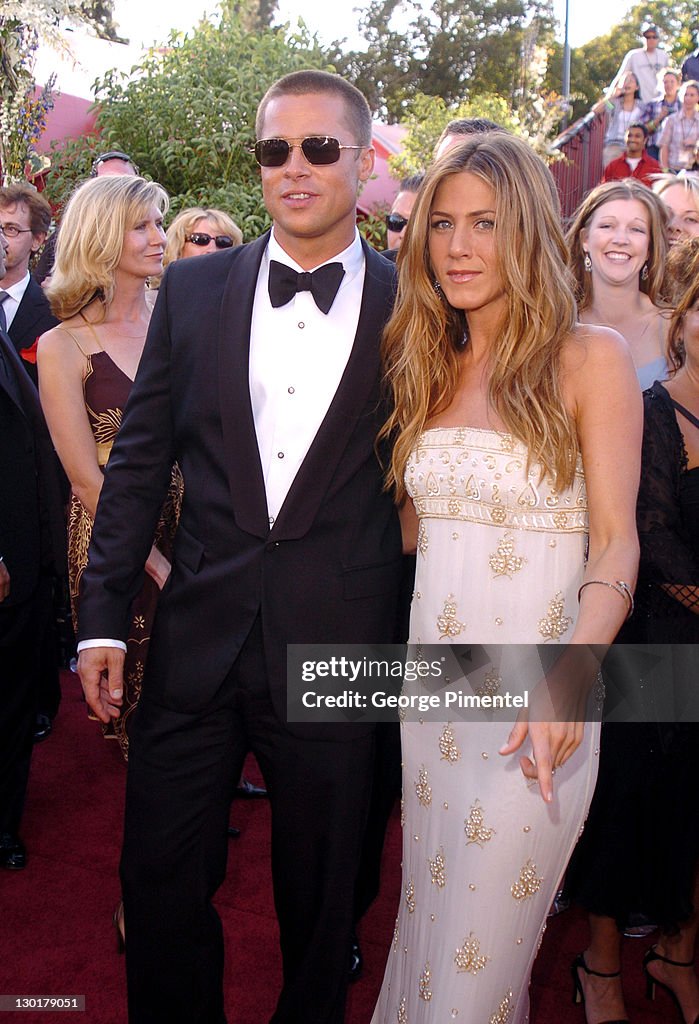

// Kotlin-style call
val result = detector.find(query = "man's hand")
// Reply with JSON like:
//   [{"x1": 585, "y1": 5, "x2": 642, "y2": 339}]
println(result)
[
  {"x1": 0, "y1": 560, "x2": 9, "y2": 603},
  {"x1": 77, "y1": 647, "x2": 125, "y2": 724}
]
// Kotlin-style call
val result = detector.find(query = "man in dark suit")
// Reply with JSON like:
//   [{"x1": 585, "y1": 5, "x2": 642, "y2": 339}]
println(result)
[
  {"x1": 0, "y1": 185, "x2": 62, "y2": 739},
  {"x1": 77, "y1": 71, "x2": 403, "y2": 1024},
  {"x1": 0, "y1": 229, "x2": 65, "y2": 869},
  {"x1": 0, "y1": 184, "x2": 57, "y2": 380}
]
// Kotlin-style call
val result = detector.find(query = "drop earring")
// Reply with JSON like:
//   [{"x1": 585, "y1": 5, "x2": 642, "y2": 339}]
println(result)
[
  {"x1": 641, "y1": 262, "x2": 649, "y2": 281},
  {"x1": 583, "y1": 252, "x2": 592, "y2": 273}
]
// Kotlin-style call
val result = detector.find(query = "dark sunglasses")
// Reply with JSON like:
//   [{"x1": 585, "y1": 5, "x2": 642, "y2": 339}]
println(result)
[
  {"x1": 185, "y1": 232, "x2": 235, "y2": 249},
  {"x1": 253, "y1": 136, "x2": 364, "y2": 167},
  {"x1": 386, "y1": 213, "x2": 409, "y2": 233}
]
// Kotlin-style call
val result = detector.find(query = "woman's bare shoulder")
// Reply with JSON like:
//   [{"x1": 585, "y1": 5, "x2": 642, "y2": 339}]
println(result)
[{"x1": 561, "y1": 324, "x2": 638, "y2": 410}]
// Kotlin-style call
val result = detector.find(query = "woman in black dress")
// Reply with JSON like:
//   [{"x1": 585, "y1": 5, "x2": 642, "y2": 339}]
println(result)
[{"x1": 567, "y1": 238, "x2": 699, "y2": 1024}]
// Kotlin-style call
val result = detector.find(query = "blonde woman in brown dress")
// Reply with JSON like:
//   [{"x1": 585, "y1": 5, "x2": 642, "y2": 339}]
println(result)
[{"x1": 38, "y1": 176, "x2": 182, "y2": 762}]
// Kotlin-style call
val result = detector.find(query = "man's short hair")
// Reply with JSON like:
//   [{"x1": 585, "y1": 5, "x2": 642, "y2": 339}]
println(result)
[
  {"x1": 399, "y1": 173, "x2": 425, "y2": 194},
  {"x1": 627, "y1": 122, "x2": 648, "y2": 137},
  {"x1": 256, "y1": 70, "x2": 373, "y2": 147},
  {"x1": 90, "y1": 150, "x2": 139, "y2": 177},
  {"x1": 0, "y1": 182, "x2": 52, "y2": 235}
]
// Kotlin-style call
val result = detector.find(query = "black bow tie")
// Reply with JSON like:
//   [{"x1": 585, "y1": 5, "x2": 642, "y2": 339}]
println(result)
[{"x1": 268, "y1": 259, "x2": 345, "y2": 315}]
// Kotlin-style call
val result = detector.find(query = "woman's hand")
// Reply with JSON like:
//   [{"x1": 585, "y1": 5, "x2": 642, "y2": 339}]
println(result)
[
  {"x1": 145, "y1": 545, "x2": 171, "y2": 590},
  {"x1": 499, "y1": 712, "x2": 585, "y2": 804},
  {"x1": 498, "y1": 647, "x2": 596, "y2": 802}
]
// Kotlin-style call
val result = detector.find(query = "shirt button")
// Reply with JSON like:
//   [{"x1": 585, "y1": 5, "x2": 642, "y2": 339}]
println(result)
[
  {"x1": 297, "y1": 321, "x2": 305, "y2": 329},
  {"x1": 268, "y1": 516, "x2": 275, "y2": 526},
  {"x1": 288, "y1": 386, "x2": 295, "y2": 394},
  {"x1": 277, "y1": 451, "x2": 284, "y2": 459}
]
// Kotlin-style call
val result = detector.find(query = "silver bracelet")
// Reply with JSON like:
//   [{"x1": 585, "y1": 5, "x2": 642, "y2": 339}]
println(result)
[{"x1": 577, "y1": 578, "x2": 634, "y2": 620}]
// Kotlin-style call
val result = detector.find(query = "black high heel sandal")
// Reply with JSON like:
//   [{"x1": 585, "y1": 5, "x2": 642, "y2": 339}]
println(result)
[
  {"x1": 570, "y1": 952, "x2": 630, "y2": 1023},
  {"x1": 113, "y1": 902, "x2": 125, "y2": 955},
  {"x1": 643, "y1": 945, "x2": 699, "y2": 1024}
]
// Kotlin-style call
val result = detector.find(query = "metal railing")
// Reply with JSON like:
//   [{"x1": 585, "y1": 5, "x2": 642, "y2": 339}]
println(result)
[{"x1": 550, "y1": 109, "x2": 606, "y2": 221}]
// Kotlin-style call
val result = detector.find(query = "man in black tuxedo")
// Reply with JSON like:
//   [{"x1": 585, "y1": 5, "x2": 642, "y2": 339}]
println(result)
[
  {"x1": 0, "y1": 185, "x2": 62, "y2": 739},
  {"x1": 0, "y1": 185, "x2": 57, "y2": 380},
  {"x1": 0, "y1": 230, "x2": 65, "y2": 869},
  {"x1": 77, "y1": 70, "x2": 403, "y2": 1023}
]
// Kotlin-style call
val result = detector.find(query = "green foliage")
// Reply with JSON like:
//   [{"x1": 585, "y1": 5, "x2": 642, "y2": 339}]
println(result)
[
  {"x1": 44, "y1": 1, "x2": 331, "y2": 238},
  {"x1": 388, "y1": 88, "x2": 565, "y2": 179},
  {"x1": 544, "y1": 0, "x2": 699, "y2": 122},
  {"x1": 358, "y1": 209, "x2": 387, "y2": 250},
  {"x1": 390, "y1": 93, "x2": 518, "y2": 177},
  {"x1": 334, "y1": 0, "x2": 556, "y2": 124}
]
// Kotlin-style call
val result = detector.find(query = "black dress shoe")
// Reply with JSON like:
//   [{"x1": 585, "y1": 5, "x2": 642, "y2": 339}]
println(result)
[
  {"x1": 227, "y1": 825, "x2": 241, "y2": 839},
  {"x1": 235, "y1": 778, "x2": 267, "y2": 799},
  {"x1": 349, "y1": 933, "x2": 363, "y2": 983},
  {"x1": 0, "y1": 833, "x2": 27, "y2": 870},
  {"x1": 33, "y1": 713, "x2": 53, "y2": 743}
]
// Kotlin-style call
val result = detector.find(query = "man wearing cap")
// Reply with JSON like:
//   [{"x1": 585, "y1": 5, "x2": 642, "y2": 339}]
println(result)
[{"x1": 613, "y1": 24, "x2": 670, "y2": 103}]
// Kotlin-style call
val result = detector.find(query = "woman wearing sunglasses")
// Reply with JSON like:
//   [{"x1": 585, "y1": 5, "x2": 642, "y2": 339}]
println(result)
[{"x1": 163, "y1": 206, "x2": 243, "y2": 267}]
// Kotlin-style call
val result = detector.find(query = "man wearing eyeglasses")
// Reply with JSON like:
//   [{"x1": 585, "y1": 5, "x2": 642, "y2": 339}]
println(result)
[
  {"x1": 0, "y1": 185, "x2": 57, "y2": 380},
  {"x1": 612, "y1": 23, "x2": 669, "y2": 103},
  {"x1": 385, "y1": 173, "x2": 424, "y2": 252},
  {"x1": 77, "y1": 70, "x2": 404, "y2": 1024}
]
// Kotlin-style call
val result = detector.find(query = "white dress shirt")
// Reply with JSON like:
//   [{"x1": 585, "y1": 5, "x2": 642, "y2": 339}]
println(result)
[
  {"x1": 249, "y1": 228, "x2": 365, "y2": 523},
  {"x1": 0, "y1": 271, "x2": 30, "y2": 330},
  {"x1": 78, "y1": 229, "x2": 366, "y2": 652}
]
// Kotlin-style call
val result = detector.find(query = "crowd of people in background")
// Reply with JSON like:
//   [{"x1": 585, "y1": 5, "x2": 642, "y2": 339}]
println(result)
[
  {"x1": 597, "y1": 25, "x2": 699, "y2": 188},
  {"x1": 1, "y1": 51, "x2": 698, "y2": 1024}
]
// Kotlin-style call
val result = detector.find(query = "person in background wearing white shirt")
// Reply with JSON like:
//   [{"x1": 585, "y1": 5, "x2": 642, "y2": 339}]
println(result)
[
  {"x1": 660, "y1": 80, "x2": 699, "y2": 173},
  {"x1": 75, "y1": 70, "x2": 404, "y2": 1024},
  {"x1": 612, "y1": 23, "x2": 670, "y2": 104}
]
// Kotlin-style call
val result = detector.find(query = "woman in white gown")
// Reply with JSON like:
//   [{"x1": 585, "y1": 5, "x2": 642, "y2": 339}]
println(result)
[{"x1": 371, "y1": 133, "x2": 642, "y2": 1023}]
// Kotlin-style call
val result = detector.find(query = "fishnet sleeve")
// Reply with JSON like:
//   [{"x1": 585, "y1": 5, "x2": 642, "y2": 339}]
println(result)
[{"x1": 637, "y1": 388, "x2": 699, "y2": 617}]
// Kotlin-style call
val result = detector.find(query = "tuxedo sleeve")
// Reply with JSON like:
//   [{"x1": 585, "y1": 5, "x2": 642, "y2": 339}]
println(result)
[{"x1": 77, "y1": 272, "x2": 177, "y2": 644}]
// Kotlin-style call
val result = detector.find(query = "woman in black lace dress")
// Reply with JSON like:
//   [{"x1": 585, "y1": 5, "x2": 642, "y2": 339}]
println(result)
[{"x1": 567, "y1": 238, "x2": 699, "y2": 1024}]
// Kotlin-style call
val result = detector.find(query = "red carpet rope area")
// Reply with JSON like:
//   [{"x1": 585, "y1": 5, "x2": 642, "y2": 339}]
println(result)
[{"x1": 0, "y1": 671, "x2": 673, "y2": 1023}]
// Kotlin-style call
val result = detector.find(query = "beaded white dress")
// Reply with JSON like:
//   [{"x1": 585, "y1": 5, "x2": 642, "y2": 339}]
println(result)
[{"x1": 371, "y1": 426, "x2": 601, "y2": 1024}]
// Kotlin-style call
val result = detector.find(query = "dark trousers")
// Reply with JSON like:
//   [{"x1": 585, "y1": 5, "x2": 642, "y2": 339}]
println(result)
[
  {"x1": 0, "y1": 594, "x2": 40, "y2": 833},
  {"x1": 121, "y1": 617, "x2": 375, "y2": 1024}
]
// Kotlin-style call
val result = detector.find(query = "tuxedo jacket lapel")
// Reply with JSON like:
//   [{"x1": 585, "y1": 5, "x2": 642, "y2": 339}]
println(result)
[
  {"x1": 0, "y1": 328, "x2": 30, "y2": 417},
  {"x1": 8, "y1": 278, "x2": 56, "y2": 354},
  {"x1": 218, "y1": 233, "x2": 270, "y2": 539},
  {"x1": 273, "y1": 242, "x2": 396, "y2": 540}
]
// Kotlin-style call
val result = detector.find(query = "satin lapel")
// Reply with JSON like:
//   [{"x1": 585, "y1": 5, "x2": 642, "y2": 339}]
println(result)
[
  {"x1": 218, "y1": 232, "x2": 270, "y2": 539},
  {"x1": 273, "y1": 242, "x2": 396, "y2": 540},
  {"x1": 0, "y1": 327, "x2": 35, "y2": 419}
]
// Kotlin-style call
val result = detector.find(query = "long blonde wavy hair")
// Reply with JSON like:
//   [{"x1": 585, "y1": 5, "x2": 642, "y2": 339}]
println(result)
[
  {"x1": 46, "y1": 176, "x2": 169, "y2": 321},
  {"x1": 666, "y1": 236, "x2": 699, "y2": 372},
  {"x1": 381, "y1": 132, "x2": 579, "y2": 502}
]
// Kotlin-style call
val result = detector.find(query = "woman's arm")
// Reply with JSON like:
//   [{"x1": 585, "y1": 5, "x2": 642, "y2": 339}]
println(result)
[
  {"x1": 570, "y1": 326, "x2": 642, "y2": 642},
  {"x1": 37, "y1": 326, "x2": 105, "y2": 518},
  {"x1": 501, "y1": 326, "x2": 642, "y2": 800},
  {"x1": 398, "y1": 498, "x2": 419, "y2": 555}
]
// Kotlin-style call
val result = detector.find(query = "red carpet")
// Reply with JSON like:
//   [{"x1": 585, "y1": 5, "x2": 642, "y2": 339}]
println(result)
[{"x1": 1, "y1": 671, "x2": 674, "y2": 1023}]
